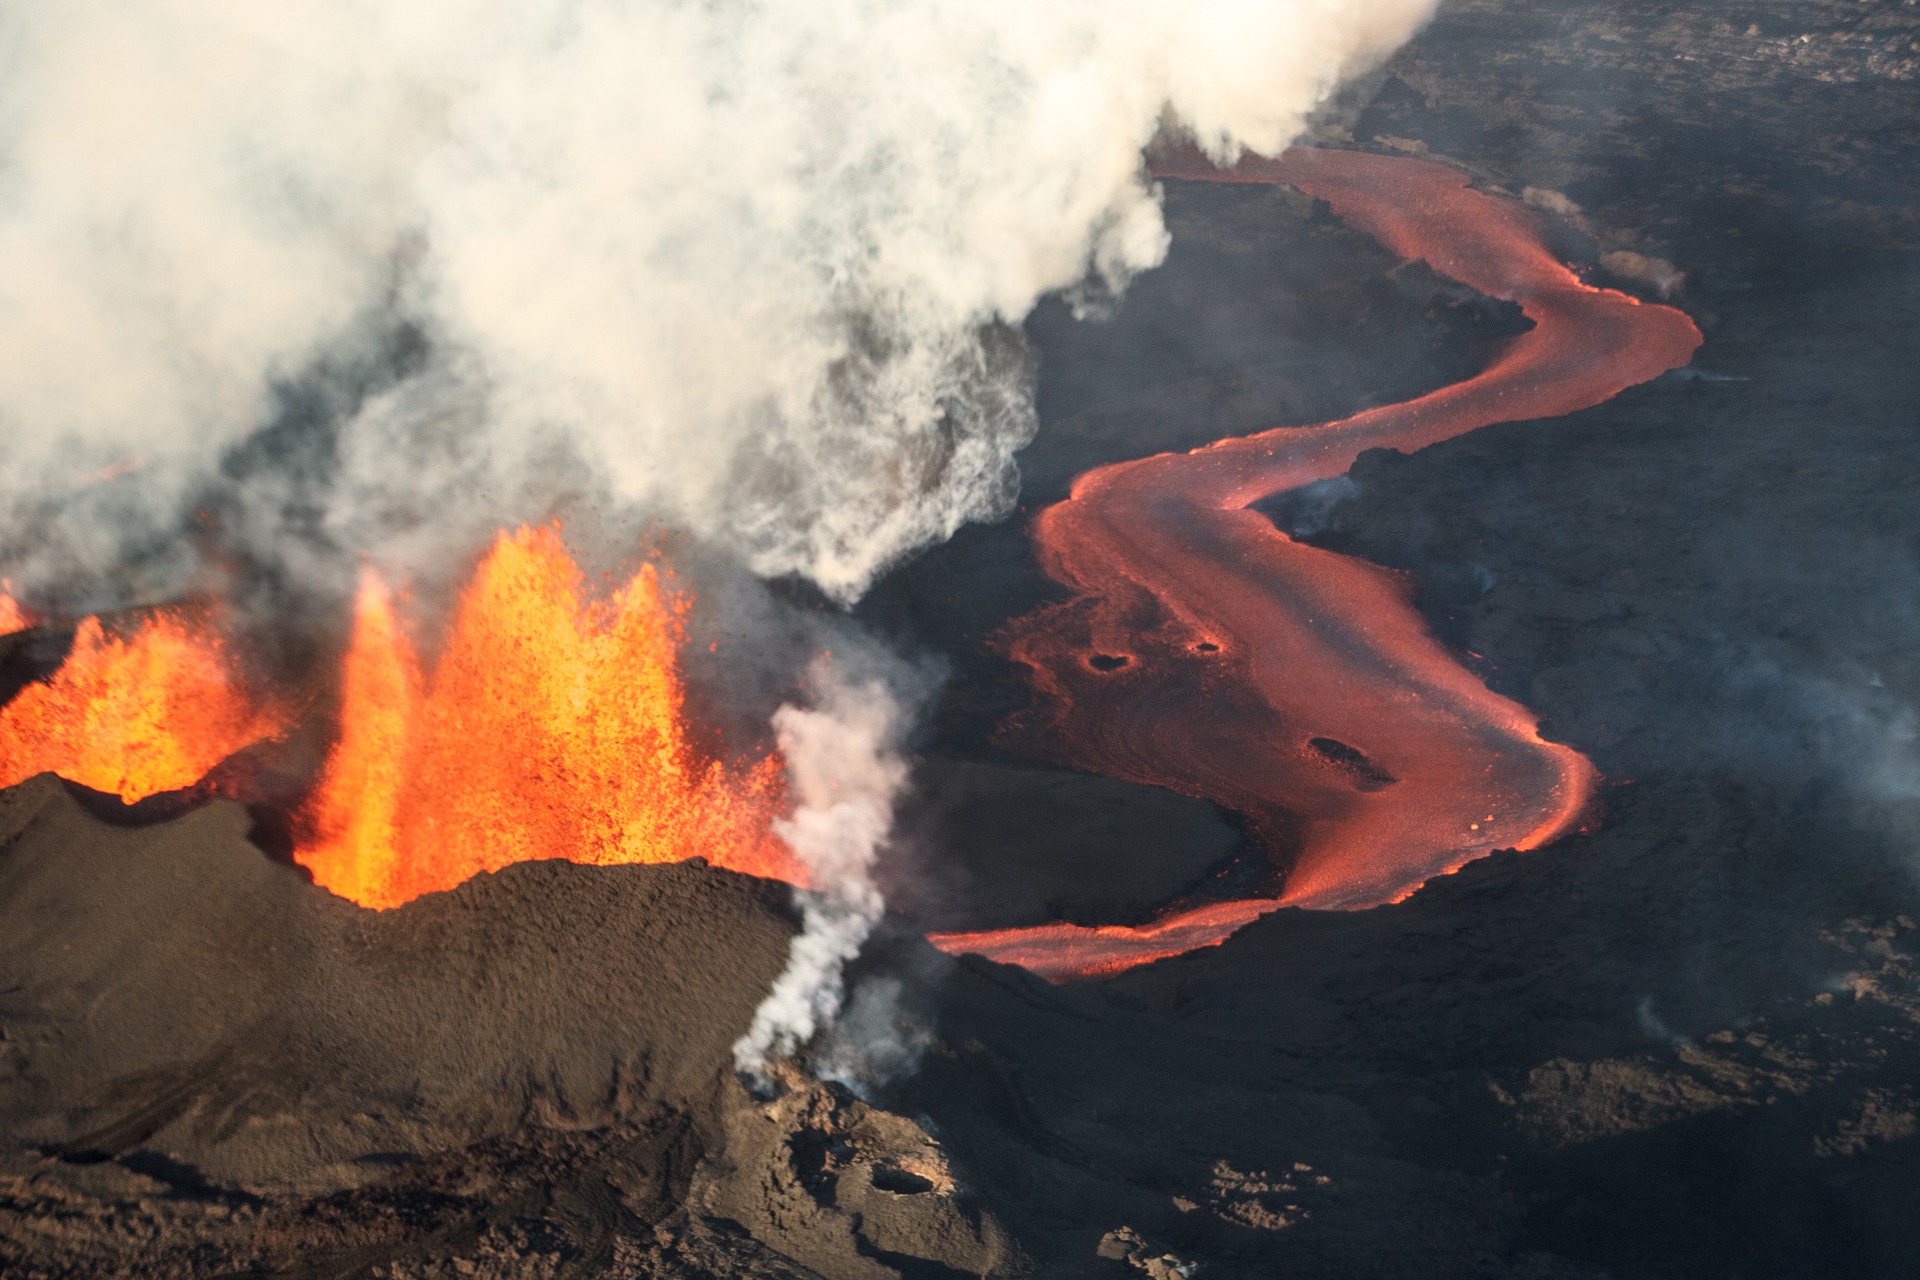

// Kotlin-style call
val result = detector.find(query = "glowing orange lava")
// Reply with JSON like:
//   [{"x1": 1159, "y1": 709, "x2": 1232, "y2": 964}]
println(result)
[
  {"x1": 929, "y1": 147, "x2": 1702, "y2": 982},
  {"x1": 296, "y1": 525, "x2": 796, "y2": 909},
  {"x1": 0, "y1": 607, "x2": 289, "y2": 802},
  {"x1": 0, "y1": 584, "x2": 27, "y2": 635}
]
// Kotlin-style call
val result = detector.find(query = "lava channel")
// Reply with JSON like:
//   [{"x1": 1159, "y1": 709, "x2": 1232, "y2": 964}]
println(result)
[{"x1": 929, "y1": 147, "x2": 1702, "y2": 982}]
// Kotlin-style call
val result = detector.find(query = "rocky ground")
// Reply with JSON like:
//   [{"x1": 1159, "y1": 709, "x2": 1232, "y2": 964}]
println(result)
[
  {"x1": 5, "y1": 0, "x2": 1920, "y2": 1276},
  {"x1": 884, "y1": 0, "x2": 1920, "y2": 1274}
]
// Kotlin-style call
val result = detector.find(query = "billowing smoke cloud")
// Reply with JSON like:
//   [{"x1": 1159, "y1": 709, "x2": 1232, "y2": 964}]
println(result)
[
  {"x1": 0, "y1": 1, "x2": 1443, "y2": 1078},
  {"x1": 0, "y1": 0, "x2": 1438, "y2": 604},
  {"x1": 734, "y1": 657, "x2": 914, "y2": 1081}
]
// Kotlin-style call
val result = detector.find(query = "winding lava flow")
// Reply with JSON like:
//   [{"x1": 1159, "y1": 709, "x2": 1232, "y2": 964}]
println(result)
[{"x1": 927, "y1": 148, "x2": 1701, "y2": 982}]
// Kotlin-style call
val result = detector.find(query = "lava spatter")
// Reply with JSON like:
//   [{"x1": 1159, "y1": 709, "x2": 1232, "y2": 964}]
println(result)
[
  {"x1": 0, "y1": 607, "x2": 289, "y2": 803},
  {"x1": 0, "y1": 584, "x2": 27, "y2": 636},
  {"x1": 297, "y1": 525, "x2": 797, "y2": 908},
  {"x1": 930, "y1": 148, "x2": 1701, "y2": 981}
]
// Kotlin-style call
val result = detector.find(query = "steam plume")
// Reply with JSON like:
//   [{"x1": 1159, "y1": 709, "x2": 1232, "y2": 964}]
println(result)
[
  {"x1": 0, "y1": 1, "x2": 1444, "y2": 1078},
  {"x1": 0, "y1": 0, "x2": 1438, "y2": 603},
  {"x1": 734, "y1": 659, "x2": 911, "y2": 1079}
]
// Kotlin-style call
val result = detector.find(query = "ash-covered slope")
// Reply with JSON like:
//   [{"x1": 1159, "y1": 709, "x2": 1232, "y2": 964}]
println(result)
[
  {"x1": 0, "y1": 772, "x2": 796, "y2": 1194},
  {"x1": 0, "y1": 776, "x2": 1026, "y2": 1279}
]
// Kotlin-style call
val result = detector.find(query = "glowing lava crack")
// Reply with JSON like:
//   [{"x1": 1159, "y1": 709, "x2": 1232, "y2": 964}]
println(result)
[{"x1": 929, "y1": 148, "x2": 1702, "y2": 981}]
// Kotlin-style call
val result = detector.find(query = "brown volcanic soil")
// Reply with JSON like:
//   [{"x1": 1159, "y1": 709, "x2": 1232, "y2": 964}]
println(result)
[
  {"x1": 8, "y1": 2, "x2": 1920, "y2": 1278},
  {"x1": 0, "y1": 774, "x2": 783, "y2": 1267},
  {"x1": 0, "y1": 774, "x2": 795, "y2": 1184},
  {"x1": 0, "y1": 777, "x2": 1026, "y2": 1278}
]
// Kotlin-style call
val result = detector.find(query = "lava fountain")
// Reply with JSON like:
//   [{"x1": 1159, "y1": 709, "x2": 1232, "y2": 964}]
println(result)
[
  {"x1": 930, "y1": 148, "x2": 1702, "y2": 981},
  {"x1": 296, "y1": 525, "x2": 797, "y2": 908},
  {"x1": 0, "y1": 585, "x2": 27, "y2": 636},
  {"x1": 0, "y1": 528, "x2": 796, "y2": 906},
  {"x1": 0, "y1": 604, "x2": 290, "y2": 803}
]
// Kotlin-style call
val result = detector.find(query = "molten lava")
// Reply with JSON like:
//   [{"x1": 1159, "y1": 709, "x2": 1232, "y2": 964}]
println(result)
[
  {"x1": 0, "y1": 607, "x2": 289, "y2": 803},
  {"x1": 297, "y1": 525, "x2": 796, "y2": 909},
  {"x1": 929, "y1": 148, "x2": 1702, "y2": 982},
  {"x1": 0, "y1": 585, "x2": 27, "y2": 635}
]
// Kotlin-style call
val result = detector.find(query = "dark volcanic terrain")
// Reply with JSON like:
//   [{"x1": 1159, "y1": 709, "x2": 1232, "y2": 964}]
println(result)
[{"x1": 6, "y1": 1, "x2": 1920, "y2": 1277}]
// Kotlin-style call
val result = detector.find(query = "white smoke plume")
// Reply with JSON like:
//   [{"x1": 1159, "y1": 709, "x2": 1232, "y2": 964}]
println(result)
[
  {"x1": 0, "y1": 0, "x2": 1438, "y2": 604},
  {"x1": 811, "y1": 976, "x2": 938, "y2": 1096},
  {"x1": 734, "y1": 658, "x2": 911, "y2": 1079}
]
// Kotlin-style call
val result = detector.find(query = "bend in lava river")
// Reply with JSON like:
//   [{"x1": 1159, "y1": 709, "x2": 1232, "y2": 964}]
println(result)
[{"x1": 928, "y1": 148, "x2": 1701, "y2": 982}]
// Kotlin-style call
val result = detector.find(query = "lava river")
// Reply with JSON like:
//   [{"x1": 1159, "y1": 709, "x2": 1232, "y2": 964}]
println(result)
[{"x1": 929, "y1": 148, "x2": 1702, "y2": 981}]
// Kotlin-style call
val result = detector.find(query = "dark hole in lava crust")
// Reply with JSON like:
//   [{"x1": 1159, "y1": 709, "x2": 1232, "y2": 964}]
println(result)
[
  {"x1": 1306, "y1": 735, "x2": 1397, "y2": 790},
  {"x1": 1087, "y1": 652, "x2": 1130, "y2": 671}
]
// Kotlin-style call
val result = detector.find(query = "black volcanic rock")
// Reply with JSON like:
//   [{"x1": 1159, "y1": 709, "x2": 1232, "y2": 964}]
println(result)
[
  {"x1": 882, "y1": 757, "x2": 1243, "y2": 931},
  {"x1": 0, "y1": 624, "x2": 74, "y2": 709},
  {"x1": 847, "y1": 2, "x2": 1920, "y2": 1277},
  {"x1": 881, "y1": 810, "x2": 1920, "y2": 1280}
]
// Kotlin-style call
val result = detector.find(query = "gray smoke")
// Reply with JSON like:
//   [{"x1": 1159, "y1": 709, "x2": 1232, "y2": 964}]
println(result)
[
  {"x1": 0, "y1": 0, "x2": 1438, "y2": 604},
  {"x1": 0, "y1": 1, "x2": 1444, "y2": 1075},
  {"x1": 1725, "y1": 657, "x2": 1920, "y2": 851},
  {"x1": 733, "y1": 657, "x2": 913, "y2": 1080}
]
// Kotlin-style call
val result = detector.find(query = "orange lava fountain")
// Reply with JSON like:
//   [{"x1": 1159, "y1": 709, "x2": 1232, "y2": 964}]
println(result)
[
  {"x1": 296, "y1": 525, "x2": 796, "y2": 909},
  {"x1": 0, "y1": 607, "x2": 289, "y2": 802},
  {"x1": 929, "y1": 148, "x2": 1701, "y2": 982},
  {"x1": 0, "y1": 585, "x2": 27, "y2": 635}
]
